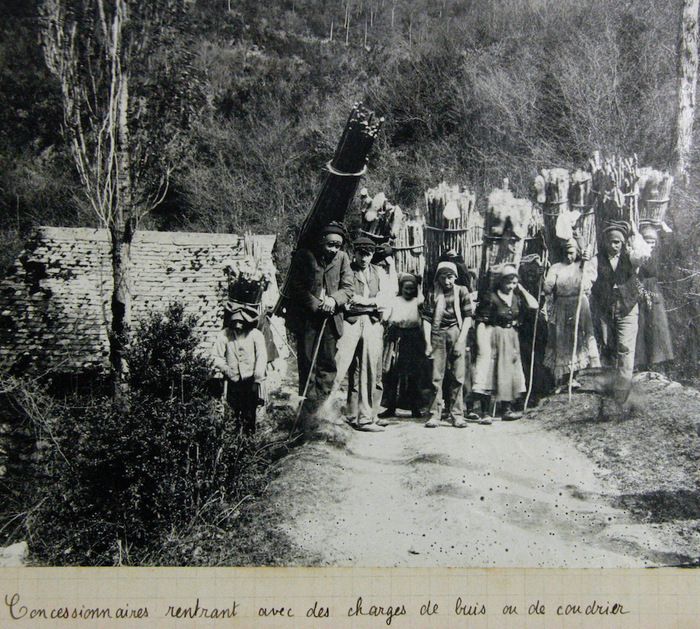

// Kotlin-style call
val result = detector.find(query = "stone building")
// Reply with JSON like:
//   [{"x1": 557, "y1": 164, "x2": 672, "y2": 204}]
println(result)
[{"x1": 0, "y1": 226, "x2": 282, "y2": 377}]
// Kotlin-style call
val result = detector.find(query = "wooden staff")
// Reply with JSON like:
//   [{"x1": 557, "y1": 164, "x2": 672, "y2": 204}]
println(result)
[
  {"x1": 289, "y1": 317, "x2": 328, "y2": 438},
  {"x1": 523, "y1": 247, "x2": 548, "y2": 412},
  {"x1": 567, "y1": 254, "x2": 587, "y2": 402}
]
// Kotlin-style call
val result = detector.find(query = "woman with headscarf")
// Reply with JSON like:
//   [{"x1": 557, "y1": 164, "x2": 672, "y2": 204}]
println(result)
[
  {"x1": 472, "y1": 264, "x2": 539, "y2": 420},
  {"x1": 420, "y1": 261, "x2": 474, "y2": 428},
  {"x1": 635, "y1": 224, "x2": 674, "y2": 370},
  {"x1": 378, "y1": 273, "x2": 429, "y2": 419},
  {"x1": 543, "y1": 238, "x2": 600, "y2": 391}
]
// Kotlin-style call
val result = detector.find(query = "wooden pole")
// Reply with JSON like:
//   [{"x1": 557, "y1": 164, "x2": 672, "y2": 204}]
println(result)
[{"x1": 524, "y1": 248, "x2": 548, "y2": 411}]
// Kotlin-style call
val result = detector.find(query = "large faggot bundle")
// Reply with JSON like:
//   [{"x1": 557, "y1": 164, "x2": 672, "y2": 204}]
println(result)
[
  {"x1": 392, "y1": 213, "x2": 425, "y2": 278},
  {"x1": 359, "y1": 188, "x2": 403, "y2": 243},
  {"x1": 589, "y1": 153, "x2": 639, "y2": 243},
  {"x1": 224, "y1": 236, "x2": 270, "y2": 312},
  {"x1": 423, "y1": 181, "x2": 482, "y2": 284},
  {"x1": 534, "y1": 167, "x2": 571, "y2": 264},
  {"x1": 276, "y1": 102, "x2": 382, "y2": 316},
  {"x1": 637, "y1": 167, "x2": 673, "y2": 233},
  {"x1": 570, "y1": 167, "x2": 597, "y2": 257},
  {"x1": 480, "y1": 183, "x2": 534, "y2": 286}
]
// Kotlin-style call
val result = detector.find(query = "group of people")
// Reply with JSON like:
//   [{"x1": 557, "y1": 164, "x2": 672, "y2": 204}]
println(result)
[
  {"x1": 284, "y1": 223, "x2": 543, "y2": 431},
  {"x1": 542, "y1": 221, "x2": 673, "y2": 399},
  {"x1": 213, "y1": 217, "x2": 673, "y2": 436}
]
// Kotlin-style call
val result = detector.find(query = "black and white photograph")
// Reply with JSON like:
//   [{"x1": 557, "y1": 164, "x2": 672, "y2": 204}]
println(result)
[{"x1": 1, "y1": 0, "x2": 700, "y2": 576}]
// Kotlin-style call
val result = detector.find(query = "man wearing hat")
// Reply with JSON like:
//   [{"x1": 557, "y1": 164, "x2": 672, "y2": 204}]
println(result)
[
  {"x1": 331, "y1": 235, "x2": 392, "y2": 431},
  {"x1": 590, "y1": 221, "x2": 648, "y2": 392},
  {"x1": 213, "y1": 302, "x2": 268, "y2": 435},
  {"x1": 285, "y1": 222, "x2": 354, "y2": 419}
]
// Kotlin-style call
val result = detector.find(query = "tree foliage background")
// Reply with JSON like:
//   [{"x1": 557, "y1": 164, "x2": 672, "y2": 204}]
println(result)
[{"x1": 2, "y1": 0, "x2": 700, "y2": 378}]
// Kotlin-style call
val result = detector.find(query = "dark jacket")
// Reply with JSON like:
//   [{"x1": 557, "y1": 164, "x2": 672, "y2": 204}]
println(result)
[
  {"x1": 285, "y1": 247, "x2": 354, "y2": 337},
  {"x1": 474, "y1": 290, "x2": 523, "y2": 328},
  {"x1": 591, "y1": 251, "x2": 639, "y2": 318},
  {"x1": 344, "y1": 262, "x2": 382, "y2": 324}
]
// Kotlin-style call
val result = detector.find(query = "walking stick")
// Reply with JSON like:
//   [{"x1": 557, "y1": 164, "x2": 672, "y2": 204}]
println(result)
[
  {"x1": 289, "y1": 317, "x2": 328, "y2": 438},
  {"x1": 524, "y1": 248, "x2": 548, "y2": 412},
  {"x1": 568, "y1": 251, "x2": 588, "y2": 402}
]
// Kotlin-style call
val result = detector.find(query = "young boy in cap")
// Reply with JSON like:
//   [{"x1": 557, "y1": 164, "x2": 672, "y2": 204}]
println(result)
[
  {"x1": 421, "y1": 261, "x2": 474, "y2": 428},
  {"x1": 213, "y1": 302, "x2": 268, "y2": 435}
]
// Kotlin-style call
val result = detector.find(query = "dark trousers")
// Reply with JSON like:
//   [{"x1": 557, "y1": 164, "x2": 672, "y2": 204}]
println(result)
[
  {"x1": 295, "y1": 318, "x2": 338, "y2": 412},
  {"x1": 226, "y1": 378, "x2": 258, "y2": 435}
]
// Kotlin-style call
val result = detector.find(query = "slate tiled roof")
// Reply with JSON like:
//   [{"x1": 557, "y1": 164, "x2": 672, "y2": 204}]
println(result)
[{"x1": 0, "y1": 227, "x2": 278, "y2": 375}]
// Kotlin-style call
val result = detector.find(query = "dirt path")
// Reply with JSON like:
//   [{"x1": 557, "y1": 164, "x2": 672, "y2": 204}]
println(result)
[{"x1": 268, "y1": 412, "x2": 680, "y2": 567}]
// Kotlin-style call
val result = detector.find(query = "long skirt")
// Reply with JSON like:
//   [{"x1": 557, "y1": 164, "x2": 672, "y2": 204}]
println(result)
[
  {"x1": 544, "y1": 294, "x2": 600, "y2": 381},
  {"x1": 381, "y1": 326, "x2": 429, "y2": 412},
  {"x1": 635, "y1": 278, "x2": 674, "y2": 367},
  {"x1": 472, "y1": 324, "x2": 526, "y2": 402}
]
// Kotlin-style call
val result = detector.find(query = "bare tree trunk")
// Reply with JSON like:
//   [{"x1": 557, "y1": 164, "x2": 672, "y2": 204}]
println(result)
[{"x1": 674, "y1": 0, "x2": 700, "y2": 185}]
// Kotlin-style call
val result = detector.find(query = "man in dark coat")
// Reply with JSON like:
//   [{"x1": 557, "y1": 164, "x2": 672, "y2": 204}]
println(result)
[
  {"x1": 590, "y1": 222, "x2": 647, "y2": 394},
  {"x1": 285, "y1": 223, "x2": 354, "y2": 417}
]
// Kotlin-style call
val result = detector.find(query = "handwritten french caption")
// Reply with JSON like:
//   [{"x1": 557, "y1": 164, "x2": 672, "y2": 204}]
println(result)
[{"x1": 3, "y1": 593, "x2": 630, "y2": 625}]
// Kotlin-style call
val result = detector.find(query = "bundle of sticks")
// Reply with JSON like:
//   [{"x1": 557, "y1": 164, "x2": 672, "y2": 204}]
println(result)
[
  {"x1": 295, "y1": 102, "x2": 383, "y2": 251},
  {"x1": 534, "y1": 167, "x2": 570, "y2": 264},
  {"x1": 392, "y1": 214, "x2": 425, "y2": 277},
  {"x1": 423, "y1": 182, "x2": 480, "y2": 284},
  {"x1": 480, "y1": 183, "x2": 534, "y2": 285},
  {"x1": 589, "y1": 153, "x2": 640, "y2": 241},
  {"x1": 637, "y1": 167, "x2": 673, "y2": 232},
  {"x1": 224, "y1": 258, "x2": 271, "y2": 306},
  {"x1": 570, "y1": 167, "x2": 597, "y2": 257},
  {"x1": 275, "y1": 102, "x2": 382, "y2": 316}
]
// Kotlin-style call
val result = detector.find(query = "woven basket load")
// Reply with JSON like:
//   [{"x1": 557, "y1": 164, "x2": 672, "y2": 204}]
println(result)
[{"x1": 423, "y1": 181, "x2": 482, "y2": 285}]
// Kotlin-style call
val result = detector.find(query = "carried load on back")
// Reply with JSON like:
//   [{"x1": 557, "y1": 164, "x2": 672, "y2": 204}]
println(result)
[
  {"x1": 423, "y1": 181, "x2": 482, "y2": 292},
  {"x1": 276, "y1": 102, "x2": 382, "y2": 318},
  {"x1": 636, "y1": 168, "x2": 673, "y2": 234},
  {"x1": 480, "y1": 181, "x2": 536, "y2": 290}
]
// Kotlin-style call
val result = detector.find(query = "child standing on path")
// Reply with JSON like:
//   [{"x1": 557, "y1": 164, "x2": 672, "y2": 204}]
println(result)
[
  {"x1": 472, "y1": 264, "x2": 538, "y2": 420},
  {"x1": 421, "y1": 261, "x2": 474, "y2": 428},
  {"x1": 379, "y1": 273, "x2": 430, "y2": 419},
  {"x1": 213, "y1": 302, "x2": 268, "y2": 435}
]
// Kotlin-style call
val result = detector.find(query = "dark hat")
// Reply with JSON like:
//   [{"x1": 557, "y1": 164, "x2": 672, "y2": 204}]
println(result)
[
  {"x1": 352, "y1": 236, "x2": 376, "y2": 251},
  {"x1": 603, "y1": 221, "x2": 630, "y2": 240},
  {"x1": 320, "y1": 222, "x2": 346, "y2": 239}
]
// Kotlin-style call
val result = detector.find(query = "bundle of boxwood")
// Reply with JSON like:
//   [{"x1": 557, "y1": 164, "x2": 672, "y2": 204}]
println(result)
[
  {"x1": 275, "y1": 103, "x2": 382, "y2": 316},
  {"x1": 480, "y1": 183, "x2": 534, "y2": 286},
  {"x1": 393, "y1": 214, "x2": 425, "y2": 278},
  {"x1": 534, "y1": 167, "x2": 570, "y2": 264},
  {"x1": 636, "y1": 167, "x2": 674, "y2": 232},
  {"x1": 423, "y1": 182, "x2": 480, "y2": 284},
  {"x1": 295, "y1": 103, "x2": 383, "y2": 251}
]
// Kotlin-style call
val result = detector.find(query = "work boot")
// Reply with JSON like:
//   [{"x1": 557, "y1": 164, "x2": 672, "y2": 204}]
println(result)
[
  {"x1": 452, "y1": 416, "x2": 468, "y2": 428},
  {"x1": 377, "y1": 408, "x2": 395, "y2": 419}
]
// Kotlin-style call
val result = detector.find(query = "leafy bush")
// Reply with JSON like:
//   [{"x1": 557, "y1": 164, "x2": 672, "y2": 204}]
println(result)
[{"x1": 25, "y1": 302, "x2": 270, "y2": 565}]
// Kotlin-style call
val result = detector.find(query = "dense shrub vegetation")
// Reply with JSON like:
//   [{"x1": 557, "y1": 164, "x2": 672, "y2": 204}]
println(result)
[
  {"x1": 1, "y1": 0, "x2": 700, "y2": 381},
  {"x1": 14, "y1": 303, "x2": 272, "y2": 565}
]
